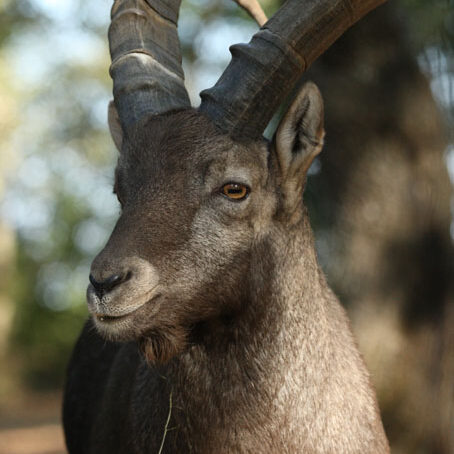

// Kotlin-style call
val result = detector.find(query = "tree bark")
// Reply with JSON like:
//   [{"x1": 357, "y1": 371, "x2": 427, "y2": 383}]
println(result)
[{"x1": 305, "y1": 4, "x2": 454, "y2": 453}]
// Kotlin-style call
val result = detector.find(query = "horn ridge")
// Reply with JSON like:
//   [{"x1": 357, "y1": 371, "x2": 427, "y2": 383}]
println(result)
[
  {"x1": 199, "y1": 0, "x2": 388, "y2": 139},
  {"x1": 142, "y1": 0, "x2": 180, "y2": 24},
  {"x1": 200, "y1": 29, "x2": 306, "y2": 139},
  {"x1": 109, "y1": 0, "x2": 190, "y2": 132}
]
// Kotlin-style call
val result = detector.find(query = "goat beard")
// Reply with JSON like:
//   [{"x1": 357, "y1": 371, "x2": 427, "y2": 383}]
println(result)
[{"x1": 139, "y1": 325, "x2": 188, "y2": 364}]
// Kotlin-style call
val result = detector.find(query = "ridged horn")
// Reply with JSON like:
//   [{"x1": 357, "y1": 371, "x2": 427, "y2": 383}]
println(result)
[
  {"x1": 109, "y1": 0, "x2": 190, "y2": 133},
  {"x1": 199, "y1": 0, "x2": 387, "y2": 139}
]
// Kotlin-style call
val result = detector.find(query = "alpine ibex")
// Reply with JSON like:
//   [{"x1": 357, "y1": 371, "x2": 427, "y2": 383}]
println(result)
[{"x1": 63, "y1": 0, "x2": 390, "y2": 452}]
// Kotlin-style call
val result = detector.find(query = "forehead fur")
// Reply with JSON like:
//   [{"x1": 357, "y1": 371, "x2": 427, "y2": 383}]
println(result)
[
  {"x1": 121, "y1": 109, "x2": 269, "y2": 169},
  {"x1": 124, "y1": 110, "x2": 228, "y2": 163}
]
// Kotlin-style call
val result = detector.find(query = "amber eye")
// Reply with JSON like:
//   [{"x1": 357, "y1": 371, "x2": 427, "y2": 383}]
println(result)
[{"x1": 221, "y1": 183, "x2": 250, "y2": 201}]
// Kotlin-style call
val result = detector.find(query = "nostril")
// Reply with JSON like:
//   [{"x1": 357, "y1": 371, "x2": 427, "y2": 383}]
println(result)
[
  {"x1": 104, "y1": 273, "x2": 124, "y2": 290},
  {"x1": 89, "y1": 271, "x2": 131, "y2": 296},
  {"x1": 89, "y1": 273, "x2": 100, "y2": 290}
]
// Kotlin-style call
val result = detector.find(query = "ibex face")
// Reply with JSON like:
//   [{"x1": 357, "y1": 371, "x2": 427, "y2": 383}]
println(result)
[{"x1": 87, "y1": 84, "x2": 324, "y2": 363}]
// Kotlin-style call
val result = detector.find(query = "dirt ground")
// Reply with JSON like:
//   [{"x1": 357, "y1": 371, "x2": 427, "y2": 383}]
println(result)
[{"x1": 0, "y1": 392, "x2": 65, "y2": 454}]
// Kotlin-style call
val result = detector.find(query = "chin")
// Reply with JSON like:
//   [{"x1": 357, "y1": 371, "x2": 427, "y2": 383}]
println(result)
[
  {"x1": 93, "y1": 312, "x2": 189, "y2": 364},
  {"x1": 92, "y1": 312, "x2": 142, "y2": 342}
]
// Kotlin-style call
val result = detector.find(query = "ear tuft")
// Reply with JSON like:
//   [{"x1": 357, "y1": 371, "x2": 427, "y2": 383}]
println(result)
[
  {"x1": 294, "y1": 82, "x2": 324, "y2": 152},
  {"x1": 274, "y1": 82, "x2": 325, "y2": 219},
  {"x1": 276, "y1": 82, "x2": 325, "y2": 180},
  {"x1": 108, "y1": 101, "x2": 124, "y2": 152}
]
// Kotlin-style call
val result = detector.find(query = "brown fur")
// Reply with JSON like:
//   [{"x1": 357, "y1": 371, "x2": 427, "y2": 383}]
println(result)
[
  {"x1": 64, "y1": 84, "x2": 389, "y2": 453},
  {"x1": 139, "y1": 324, "x2": 188, "y2": 364}
]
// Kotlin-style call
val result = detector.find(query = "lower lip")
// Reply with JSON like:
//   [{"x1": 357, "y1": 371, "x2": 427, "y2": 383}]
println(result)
[
  {"x1": 96, "y1": 313, "x2": 129, "y2": 323},
  {"x1": 94, "y1": 294, "x2": 161, "y2": 324}
]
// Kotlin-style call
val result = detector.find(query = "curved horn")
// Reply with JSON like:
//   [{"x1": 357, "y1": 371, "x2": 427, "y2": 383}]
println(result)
[
  {"x1": 109, "y1": 0, "x2": 190, "y2": 133},
  {"x1": 199, "y1": 0, "x2": 387, "y2": 139}
]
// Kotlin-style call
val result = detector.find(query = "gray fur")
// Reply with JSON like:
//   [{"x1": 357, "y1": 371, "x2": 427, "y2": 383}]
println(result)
[{"x1": 63, "y1": 84, "x2": 389, "y2": 453}]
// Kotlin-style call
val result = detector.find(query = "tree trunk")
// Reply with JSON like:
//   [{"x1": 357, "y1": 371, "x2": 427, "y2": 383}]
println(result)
[{"x1": 305, "y1": 4, "x2": 454, "y2": 453}]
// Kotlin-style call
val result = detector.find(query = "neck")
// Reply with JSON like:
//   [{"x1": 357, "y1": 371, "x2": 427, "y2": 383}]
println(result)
[
  {"x1": 141, "y1": 216, "x2": 387, "y2": 453},
  {"x1": 169, "y1": 218, "x2": 337, "y2": 451}
]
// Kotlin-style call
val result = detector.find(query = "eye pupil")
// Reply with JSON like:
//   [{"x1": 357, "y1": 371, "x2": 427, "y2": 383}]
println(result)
[
  {"x1": 222, "y1": 183, "x2": 249, "y2": 200},
  {"x1": 228, "y1": 186, "x2": 242, "y2": 195}
]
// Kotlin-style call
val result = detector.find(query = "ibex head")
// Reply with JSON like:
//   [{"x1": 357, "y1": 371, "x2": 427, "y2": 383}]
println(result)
[{"x1": 86, "y1": 0, "x2": 384, "y2": 362}]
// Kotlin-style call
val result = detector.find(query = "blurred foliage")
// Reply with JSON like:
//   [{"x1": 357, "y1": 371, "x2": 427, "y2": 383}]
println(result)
[
  {"x1": 0, "y1": 0, "x2": 116, "y2": 390},
  {"x1": 400, "y1": 0, "x2": 453, "y2": 50}
]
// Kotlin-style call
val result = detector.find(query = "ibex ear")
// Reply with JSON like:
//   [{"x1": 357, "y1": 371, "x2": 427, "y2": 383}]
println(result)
[
  {"x1": 275, "y1": 82, "x2": 324, "y2": 216},
  {"x1": 108, "y1": 101, "x2": 124, "y2": 152}
]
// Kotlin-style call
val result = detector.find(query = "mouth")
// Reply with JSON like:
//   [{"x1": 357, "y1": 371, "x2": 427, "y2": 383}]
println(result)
[
  {"x1": 93, "y1": 293, "x2": 162, "y2": 326},
  {"x1": 95, "y1": 313, "x2": 129, "y2": 323}
]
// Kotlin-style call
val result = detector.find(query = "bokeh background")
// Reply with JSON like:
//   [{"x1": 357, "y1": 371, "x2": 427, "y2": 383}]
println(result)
[{"x1": 0, "y1": 0, "x2": 453, "y2": 453}]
